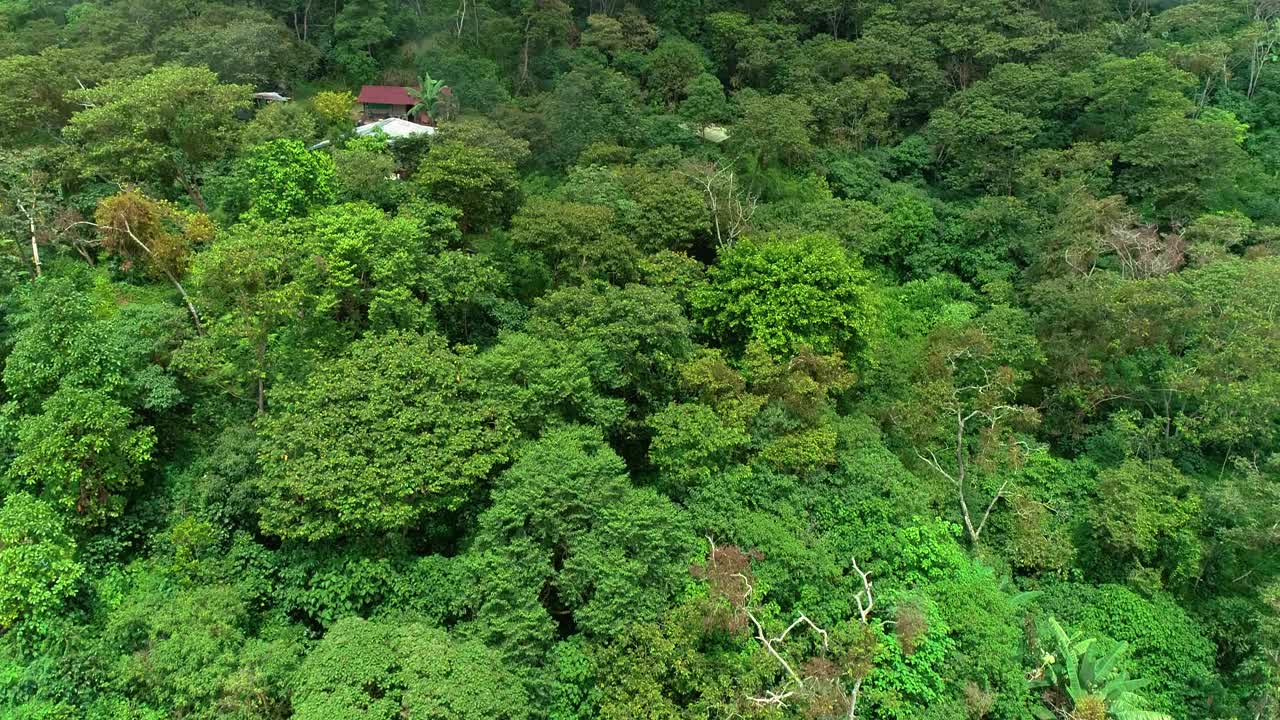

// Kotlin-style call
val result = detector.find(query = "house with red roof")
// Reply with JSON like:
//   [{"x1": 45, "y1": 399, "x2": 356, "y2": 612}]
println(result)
[{"x1": 356, "y1": 85, "x2": 430, "y2": 125}]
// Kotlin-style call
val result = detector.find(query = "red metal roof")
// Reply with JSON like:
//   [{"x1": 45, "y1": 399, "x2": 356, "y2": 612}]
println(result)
[{"x1": 356, "y1": 85, "x2": 416, "y2": 105}]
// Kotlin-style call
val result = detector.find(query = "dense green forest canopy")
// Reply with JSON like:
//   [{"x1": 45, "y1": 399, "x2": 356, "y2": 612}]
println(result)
[{"x1": 1, "y1": 0, "x2": 1280, "y2": 717}]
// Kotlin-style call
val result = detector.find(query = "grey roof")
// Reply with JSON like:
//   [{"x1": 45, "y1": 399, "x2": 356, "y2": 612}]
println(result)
[{"x1": 309, "y1": 117, "x2": 436, "y2": 150}]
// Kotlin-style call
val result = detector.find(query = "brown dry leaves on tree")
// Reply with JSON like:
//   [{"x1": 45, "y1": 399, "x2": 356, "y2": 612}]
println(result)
[
  {"x1": 94, "y1": 189, "x2": 213, "y2": 279},
  {"x1": 90, "y1": 189, "x2": 213, "y2": 332}
]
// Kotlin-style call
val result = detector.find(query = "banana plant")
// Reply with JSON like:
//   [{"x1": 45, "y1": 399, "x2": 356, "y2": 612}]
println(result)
[
  {"x1": 1029, "y1": 618, "x2": 1171, "y2": 720},
  {"x1": 406, "y1": 72, "x2": 446, "y2": 118}
]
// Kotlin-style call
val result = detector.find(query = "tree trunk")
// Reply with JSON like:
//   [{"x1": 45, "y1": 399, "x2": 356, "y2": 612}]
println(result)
[
  {"x1": 518, "y1": 17, "x2": 533, "y2": 92},
  {"x1": 179, "y1": 174, "x2": 208, "y2": 213},
  {"x1": 119, "y1": 219, "x2": 205, "y2": 334},
  {"x1": 163, "y1": 268, "x2": 205, "y2": 335},
  {"x1": 256, "y1": 341, "x2": 267, "y2": 414},
  {"x1": 16, "y1": 200, "x2": 40, "y2": 277},
  {"x1": 954, "y1": 409, "x2": 980, "y2": 545}
]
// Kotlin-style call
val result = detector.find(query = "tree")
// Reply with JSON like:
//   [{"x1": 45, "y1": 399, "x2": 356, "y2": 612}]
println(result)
[
  {"x1": 6, "y1": 386, "x2": 156, "y2": 523},
  {"x1": 553, "y1": 164, "x2": 709, "y2": 252},
  {"x1": 431, "y1": 117, "x2": 532, "y2": 167},
  {"x1": 515, "y1": 0, "x2": 573, "y2": 90},
  {"x1": 175, "y1": 220, "x2": 305, "y2": 413},
  {"x1": 2, "y1": 274, "x2": 178, "y2": 523},
  {"x1": 0, "y1": 493, "x2": 83, "y2": 631},
  {"x1": 310, "y1": 90, "x2": 356, "y2": 136},
  {"x1": 2, "y1": 274, "x2": 183, "y2": 415},
  {"x1": 582, "y1": 14, "x2": 626, "y2": 54},
  {"x1": 476, "y1": 426, "x2": 694, "y2": 638},
  {"x1": 65, "y1": 65, "x2": 250, "y2": 210},
  {"x1": 413, "y1": 52, "x2": 510, "y2": 113},
  {"x1": 1034, "y1": 583, "x2": 1219, "y2": 717},
  {"x1": 293, "y1": 617, "x2": 531, "y2": 720},
  {"x1": 528, "y1": 283, "x2": 694, "y2": 409},
  {"x1": 694, "y1": 233, "x2": 881, "y2": 361},
  {"x1": 1082, "y1": 53, "x2": 1196, "y2": 142},
  {"x1": 237, "y1": 139, "x2": 336, "y2": 220},
  {"x1": 1034, "y1": 257, "x2": 1280, "y2": 457},
  {"x1": 240, "y1": 100, "x2": 321, "y2": 148},
  {"x1": 543, "y1": 68, "x2": 643, "y2": 166},
  {"x1": 93, "y1": 189, "x2": 214, "y2": 332},
  {"x1": 180, "y1": 200, "x2": 478, "y2": 412},
  {"x1": 850, "y1": 12, "x2": 948, "y2": 116},
  {"x1": 407, "y1": 71, "x2": 447, "y2": 119},
  {"x1": 1117, "y1": 111, "x2": 1254, "y2": 221},
  {"x1": 415, "y1": 141, "x2": 520, "y2": 231},
  {"x1": 472, "y1": 332, "x2": 627, "y2": 435},
  {"x1": 1092, "y1": 456, "x2": 1203, "y2": 587},
  {"x1": 927, "y1": 93, "x2": 1042, "y2": 194},
  {"x1": 333, "y1": 0, "x2": 394, "y2": 82},
  {"x1": 645, "y1": 37, "x2": 708, "y2": 108},
  {"x1": 333, "y1": 135, "x2": 402, "y2": 207},
  {"x1": 891, "y1": 0, "x2": 1054, "y2": 89},
  {"x1": 289, "y1": 200, "x2": 469, "y2": 332},
  {"x1": 891, "y1": 322, "x2": 1040, "y2": 546},
  {"x1": 0, "y1": 48, "x2": 97, "y2": 143},
  {"x1": 730, "y1": 93, "x2": 816, "y2": 168},
  {"x1": 154, "y1": 6, "x2": 315, "y2": 88},
  {"x1": 254, "y1": 331, "x2": 518, "y2": 540},
  {"x1": 820, "y1": 73, "x2": 907, "y2": 149},
  {"x1": 101, "y1": 581, "x2": 301, "y2": 718},
  {"x1": 680, "y1": 72, "x2": 730, "y2": 130},
  {"x1": 510, "y1": 197, "x2": 639, "y2": 285}
]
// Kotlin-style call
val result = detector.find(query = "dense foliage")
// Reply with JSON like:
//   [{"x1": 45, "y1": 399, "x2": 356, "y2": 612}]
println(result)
[{"x1": 1, "y1": 0, "x2": 1279, "y2": 718}]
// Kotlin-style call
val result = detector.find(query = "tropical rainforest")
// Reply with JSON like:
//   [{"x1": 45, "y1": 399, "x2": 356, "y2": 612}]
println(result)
[{"x1": 1, "y1": 0, "x2": 1279, "y2": 717}]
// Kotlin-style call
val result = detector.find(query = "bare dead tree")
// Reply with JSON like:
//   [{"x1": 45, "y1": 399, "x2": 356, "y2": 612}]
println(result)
[
  {"x1": 1123, "y1": 0, "x2": 1151, "y2": 21},
  {"x1": 852, "y1": 556, "x2": 874, "y2": 625},
  {"x1": 680, "y1": 159, "x2": 757, "y2": 250},
  {"x1": 700, "y1": 539, "x2": 876, "y2": 717},
  {"x1": 15, "y1": 198, "x2": 40, "y2": 277},
  {"x1": 1103, "y1": 219, "x2": 1185, "y2": 279},
  {"x1": 844, "y1": 556, "x2": 875, "y2": 719},
  {"x1": 1, "y1": 157, "x2": 47, "y2": 278},
  {"x1": 455, "y1": 0, "x2": 469, "y2": 38},
  {"x1": 290, "y1": 0, "x2": 314, "y2": 42},
  {"x1": 3, "y1": 161, "x2": 96, "y2": 277},
  {"x1": 913, "y1": 354, "x2": 1036, "y2": 547},
  {"x1": 740, "y1": 590, "x2": 829, "y2": 710}
]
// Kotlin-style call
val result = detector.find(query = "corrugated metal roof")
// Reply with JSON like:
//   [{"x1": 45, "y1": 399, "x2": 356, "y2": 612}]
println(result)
[
  {"x1": 357, "y1": 117, "x2": 436, "y2": 139},
  {"x1": 308, "y1": 118, "x2": 436, "y2": 149},
  {"x1": 356, "y1": 85, "x2": 416, "y2": 105}
]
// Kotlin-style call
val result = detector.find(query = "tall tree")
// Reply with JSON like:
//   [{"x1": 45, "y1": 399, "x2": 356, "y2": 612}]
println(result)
[
  {"x1": 890, "y1": 322, "x2": 1040, "y2": 546},
  {"x1": 65, "y1": 66, "x2": 250, "y2": 210},
  {"x1": 254, "y1": 331, "x2": 518, "y2": 540}
]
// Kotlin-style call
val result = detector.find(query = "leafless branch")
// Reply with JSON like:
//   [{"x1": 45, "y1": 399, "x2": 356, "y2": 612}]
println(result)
[
  {"x1": 14, "y1": 199, "x2": 40, "y2": 277},
  {"x1": 852, "y1": 556, "x2": 874, "y2": 624},
  {"x1": 680, "y1": 159, "x2": 757, "y2": 249},
  {"x1": 71, "y1": 219, "x2": 204, "y2": 334}
]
